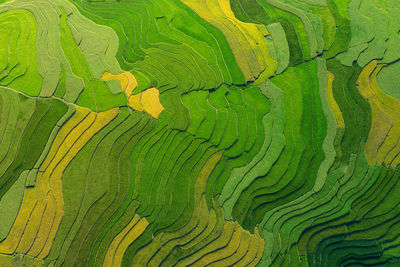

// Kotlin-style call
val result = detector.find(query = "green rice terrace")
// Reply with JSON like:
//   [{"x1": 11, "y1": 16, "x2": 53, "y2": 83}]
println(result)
[{"x1": 0, "y1": 0, "x2": 399, "y2": 266}]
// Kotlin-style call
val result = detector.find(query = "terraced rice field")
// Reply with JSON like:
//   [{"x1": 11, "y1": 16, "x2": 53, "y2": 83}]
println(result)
[{"x1": 0, "y1": 0, "x2": 399, "y2": 266}]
